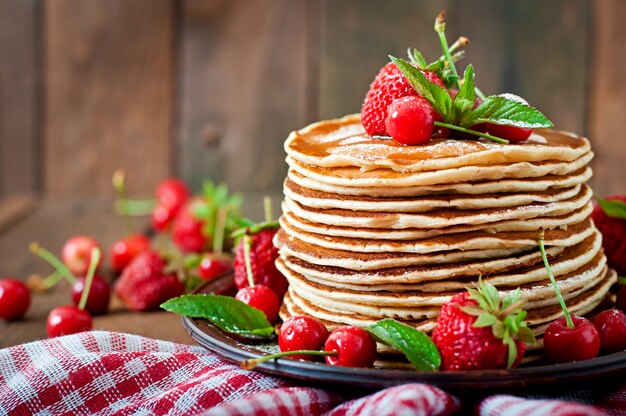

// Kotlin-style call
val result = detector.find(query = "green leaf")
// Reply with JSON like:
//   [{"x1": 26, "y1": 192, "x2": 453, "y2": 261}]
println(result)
[
  {"x1": 479, "y1": 280, "x2": 500, "y2": 312},
  {"x1": 619, "y1": 277, "x2": 626, "y2": 286},
  {"x1": 366, "y1": 319, "x2": 441, "y2": 371},
  {"x1": 389, "y1": 56, "x2": 452, "y2": 121},
  {"x1": 408, "y1": 48, "x2": 427, "y2": 68},
  {"x1": 503, "y1": 334, "x2": 517, "y2": 369},
  {"x1": 473, "y1": 312, "x2": 498, "y2": 328},
  {"x1": 455, "y1": 65, "x2": 475, "y2": 104},
  {"x1": 597, "y1": 198, "x2": 626, "y2": 220},
  {"x1": 517, "y1": 326, "x2": 537, "y2": 344},
  {"x1": 469, "y1": 96, "x2": 554, "y2": 128},
  {"x1": 161, "y1": 294, "x2": 275, "y2": 338},
  {"x1": 502, "y1": 288, "x2": 522, "y2": 310}
]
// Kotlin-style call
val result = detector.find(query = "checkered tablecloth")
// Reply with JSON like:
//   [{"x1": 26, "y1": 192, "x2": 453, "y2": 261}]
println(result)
[{"x1": 0, "y1": 331, "x2": 623, "y2": 415}]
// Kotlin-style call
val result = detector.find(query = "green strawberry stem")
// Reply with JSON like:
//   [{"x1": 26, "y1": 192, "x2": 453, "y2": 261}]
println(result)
[
  {"x1": 434, "y1": 11, "x2": 460, "y2": 90},
  {"x1": 475, "y1": 86, "x2": 487, "y2": 101},
  {"x1": 29, "y1": 242, "x2": 77, "y2": 284},
  {"x1": 538, "y1": 229, "x2": 574, "y2": 328},
  {"x1": 78, "y1": 247, "x2": 100, "y2": 311},
  {"x1": 434, "y1": 121, "x2": 509, "y2": 144},
  {"x1": 243, "y1": 234, "x2": 255, "y2": 287},
  {"x1": 619, "y1": 276, "x2": 626, "y2": 285},
  {"x1": 231, "y1": 221, "x2": 280, "y2": 239},
  {"x1": 213, "y1": 206, "x2": 229, "y2": 254},
  {"x1": 264, "y1": 196, "x2": 273, "y2": 223},
  {"x1": 241, "y1": 350, "x2": 337, "y2": 370}
]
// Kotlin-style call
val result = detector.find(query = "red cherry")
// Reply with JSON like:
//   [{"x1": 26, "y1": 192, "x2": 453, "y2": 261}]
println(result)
[
  {"x1": 61, "y1": 236, "x2": 102, "y2": 276},
  {"x1": 110, "y1": 234, "x2": 151, "y2": 273},
  {"x1": 235, "y1": 285, "x2": 280, "y2": 323},
  {"x1": 0, "y1": 279, "x2": 30, "y2": 321},
  {"x1": 616, "y1": 286, "x2": 626, "y2": 313},
  {"x1": 156, "y1": 178, "x2": 190, "y2": 211},
  {"x1": 486, "y1": 123, "x2": 532, "y2": 142},
  {"x1": 324, "y1": 326, "x2": 377, "y2": 367},
  {"x1": 279, "y1": 315, "x2": 330, "y2": 360},
  {"x1": 593, "y1": 309, "x2": 626, "y2": 354},
  {"x1": 151, "y1": 205, "x2": 175, "y2": 232},
  {"x1": 544, "y1": 316, "x2": 600, "y2": 363},
  {"x1": 198, "y1": 254, "x2": 232, "y2": 280},
  {"x1": 71, "y1": 275, "x2": 111, "y2": 315},
  {"x1": 47, "y1": 305, "x2": 92, "y2": 337},
  {"x1": 385, "y1": 96, "x2": 435, "y2": 145}
]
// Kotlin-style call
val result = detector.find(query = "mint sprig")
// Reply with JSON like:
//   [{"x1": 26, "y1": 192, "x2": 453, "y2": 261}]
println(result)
[
  {"x1": 161, "y1": 294, "x2": 275, "y2": 338},
  {"x1": 597, "y1": 197, "x2": 626, "y2": 220},
  {"x1": 469, "y1": 96, "x2": 553, "y2": 129},
  {"x1": 366, "y1": 319, "x2": 440, "y2": 371}
]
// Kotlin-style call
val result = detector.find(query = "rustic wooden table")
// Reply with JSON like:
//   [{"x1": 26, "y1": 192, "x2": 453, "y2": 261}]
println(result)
[{"x1": 0, "y1": 197, "x2": 193, "y2": 348}]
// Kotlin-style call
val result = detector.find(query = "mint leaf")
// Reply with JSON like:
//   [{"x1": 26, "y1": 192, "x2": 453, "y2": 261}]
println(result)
[
  {"x1": 597, "y1": 197, "x2": 626, "y2": 220},
  {"x1": 161, "y1": 294, "x2": 274, "y2": 338},
  {"x1": 366, "y1": 319, "x2": 440, "y2": 371},
  {"x1": 389, "y1": 56, "x2": 452, "y2": 121},
  {"x1": 469, "y1": 96, "x2": 553, "y2": 128}
]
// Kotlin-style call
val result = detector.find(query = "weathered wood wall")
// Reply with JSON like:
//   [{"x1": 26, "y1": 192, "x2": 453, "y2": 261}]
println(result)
[{"x1": 0, "y1": 0, "x2": 624, "y2": 202}]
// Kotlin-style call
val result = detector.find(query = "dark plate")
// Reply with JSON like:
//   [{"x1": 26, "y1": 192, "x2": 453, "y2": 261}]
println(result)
[{"x1": 182, "y1": 271, "x2": 626, "y2": 391}]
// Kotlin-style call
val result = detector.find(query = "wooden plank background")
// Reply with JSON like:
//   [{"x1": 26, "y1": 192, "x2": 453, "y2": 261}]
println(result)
[{"x1": 0, "y1": 0, "x2": 624, "y2": 203}]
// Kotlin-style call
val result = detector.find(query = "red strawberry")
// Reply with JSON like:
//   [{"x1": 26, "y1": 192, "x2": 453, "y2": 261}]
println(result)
[
  {"x1": 234, "y1": 229, "x2": 288, "y2": 298},
  {"x1": 591, "y1": 196, "x2": 626, "y2": 275},
  {"x1": 361, "y1": 62, "x2": 445, "y2": 136},
  {"x1": 115, "y1": 251, "x2": 184, "y2": 311},
  {"x1": 152, "y1": 178, "x2": 190, "y2": 232},
  {"x1": 432, "y1": 281, "x2": 534, "y2": 371},
  {"x1": 171, "y1": 199, "x2": 208, "y2": 253}
]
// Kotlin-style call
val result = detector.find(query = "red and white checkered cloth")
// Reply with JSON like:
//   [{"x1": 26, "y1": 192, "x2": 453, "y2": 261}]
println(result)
[{"x1": 0, "y1": 331, "x2": 623, "y2": 415}]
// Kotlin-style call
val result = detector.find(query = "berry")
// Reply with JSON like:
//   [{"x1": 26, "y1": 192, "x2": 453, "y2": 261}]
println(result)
[
  {"x1": 151, "y1": 204, "x2": 176, "y2": 232},
  {"x1": 432, "y1": 283, "x2": 532, "y2": 371},
  {"x1": 592, "y1": 309, "x2": 626, "y2": 354},
  {"x1": 71, "y1": 275, "x2": 110, "y2": 315},
  {"x1": 235, "y1": 285, "x2": 280, "y2": 323},
  {"x1": 115, "y1": 251, "x2": 184, "y2": 311},
  {"x1": 486, "y1": 124, "x2": 532, "y2": 142},
  {"x1": 324, "y1": 326, "x2": 377, "y2": 367},
  {"x1": 198, "y1": 254, "x2": 232, "y2": 280},
  {"x1": 47, "y1": 305, "x2": 92, "y2": 337},
  {"x1": 156, "y1": 178, "x2": 190, "y2": 212},
  {"x1": 171, "y1": 200, "x2": 208, "y2": 253},
  {"x1": 110, "y1": 234, "x2": 151, "y2": 273},
  {"x1": 544, "y1": 316, "x2": 600, "y2": 363},
  {"x1": 61, "y1": 236, "x2": 102, "y2": 276},
  {"x1": 361, "y1": 62, "x2": 444, "y2": 136},
  {"x1": 591, "y1": 195, "x2": 626, "y2": 275},
  {"x1": 385, "y1": 96, "x2": 435, "y2": 145},
  {"x1": 279, "y1": 315, "x2": 330, "y2": 360},
  {"x1": 234, "y1": 229, "x2": 287, "y2": 298},
  {"x1": 617, "y1": 285, "x2": 626, "y2": 313},
  {"x1": 0, "y1": 279, "x2": 30, "y2": 321}
]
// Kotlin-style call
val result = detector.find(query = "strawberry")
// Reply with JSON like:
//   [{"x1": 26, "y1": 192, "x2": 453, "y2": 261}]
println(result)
[
  {"x1": 591, "y1": 196, "x2": 626, "y2": 275},
  {"x1": 115, "y1": 251, "x2": 184, "y2": 311},
  {"x1": 361, "y1": 62, "x2": 444, "y2": 136},
  {"x1": 234, "y1": 228, "x2": 288, "y2": 299},
  {"x1": 172, "y1": 199, "x2": 208, "y2": 253},
  {"x1": 432, "y1": 280, "x2": 535, "y2": 371}
]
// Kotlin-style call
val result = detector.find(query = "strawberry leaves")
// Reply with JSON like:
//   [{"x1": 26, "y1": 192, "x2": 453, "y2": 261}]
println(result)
[{"x1": 597, "y1": 197, "x2": 626, "y2": 220}]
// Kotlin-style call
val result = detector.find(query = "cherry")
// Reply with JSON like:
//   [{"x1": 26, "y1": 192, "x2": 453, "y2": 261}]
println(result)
[
  {"x1": 62, "y1": 236, "x2": 102, "y2": 276},
  {"x1": 486, "y1": 123, "x2": 532, "y2": 142},
  {"x1": 385, "y1": 96, "x2": 435, "y2": 145},
  {"x1": 544, "y1": 316, "x2": 600, "y2": 363},
  {"x1": 155, "y1": 178, "x2": 190, "y2": 212},
  {"x1": 616, "y1": 285, "x2": 626, "y2": 313},
  {"x1": 198, "y1": 254, "x2": 232, "y2": 280},
  {"x1": 47, "y1": 305, "x2": 92, "y2": 337},
  {"x1": 110, "y1": 234, "x2": 151, "y2": 273},
  {"x1": 151, "y1": 205, "x2": 175, "y2": 231},
  {"x1": 324, "y1": 326, "x2": 377, "y2": 367},
  {"x1": 0, "y1": 279, "x2": 30, "y2": 321},
  {"x1": 235, "y1": 285, "x2": 280, "y2": 323},
  {"x1": 71, "y1": 275, "x2": 110, "y2": 315},
  {"x1": 279, "y1": 315, "x2": 330, "y2": 360},
  {"x1": 592, "y1": 309, "x2": 626, "y2": 354}
]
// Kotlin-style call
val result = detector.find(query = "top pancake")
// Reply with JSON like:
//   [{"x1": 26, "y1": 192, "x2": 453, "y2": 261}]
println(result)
[{"x1": 285, "y1": 114, "x2": 591, "y2": 173}]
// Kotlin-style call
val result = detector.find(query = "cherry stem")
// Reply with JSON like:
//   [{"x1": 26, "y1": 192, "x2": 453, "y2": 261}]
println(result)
[
  {"x1": 243, "y1": 235, "x2": 255, "y2": 288},
  {"x1": 78, "y1": 247, "x2": 100, "y2": 311},
  {"x1": 41, "y1": 270, "x2": 65, "y2": 290},
  {"x1": 213, "y1": 206, "x2": 228, "y2": 254},
  {"x1": 112, "y1": 169, "x2": 133, "y2": 235},
  {"x1": 538, "y1": 230, "x2": 574, "y2": 328},
  {"x1": 435, "y1": 11, "x2": 460, "y2": 90},
  {"x1": 114, "y1": 199, "x2": 156, "y2": 216},
  {"x1": 434, "y1": 121, "x2": 509, "y2": 144},
  {"x1": 29, "y1": 242, "x2": 77, "y2": 284},
  {"x1": 264, "y1": 196, "x2": 273, "y2": 224},
  {"x1": 241, "y1": 350, "x2": 337, "y2": 370},
  {"x1": 475, "y1": 86, "x2": 487, "y2": 101}
]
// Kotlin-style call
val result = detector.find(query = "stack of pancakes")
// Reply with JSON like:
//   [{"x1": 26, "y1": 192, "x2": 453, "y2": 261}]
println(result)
[{"x1": 276, "y1": 114, "x2": 615, "y2": 355}]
